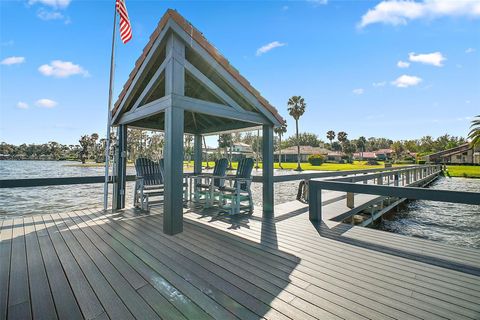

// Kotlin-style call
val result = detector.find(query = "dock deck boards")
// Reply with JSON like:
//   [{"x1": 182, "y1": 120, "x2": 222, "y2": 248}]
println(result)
[{"x1": 1, "y1": 203, "x2": 480, "y2": 320}]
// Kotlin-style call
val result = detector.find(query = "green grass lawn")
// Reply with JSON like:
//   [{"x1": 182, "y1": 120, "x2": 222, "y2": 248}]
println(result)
[
  {"x1": 185, "y1": 161, "x2": 408, "y2": 171},
  {"x1": 445, "y1": 165, "x2": 480, "y2": 178}
]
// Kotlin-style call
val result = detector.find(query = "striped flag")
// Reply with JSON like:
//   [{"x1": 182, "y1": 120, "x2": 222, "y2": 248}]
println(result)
[{"x1": 116, "y1": 0, "x2": 132, "y2": 44}]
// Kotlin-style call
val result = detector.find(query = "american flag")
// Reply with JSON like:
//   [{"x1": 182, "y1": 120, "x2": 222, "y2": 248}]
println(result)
[{"x1": 116, "y1": 0, "x2": 132, "y2": 44}]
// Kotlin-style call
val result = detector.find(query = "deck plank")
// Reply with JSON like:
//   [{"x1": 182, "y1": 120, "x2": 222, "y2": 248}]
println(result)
[
  {"x1": 32, "y1": 215, "x2": 84, "y2": 320},
  {"x1": 0, "y1": 219, "x2": 13, "y2": 320},
  {"x1": 24, "y1": 217, "x2": 58, "y2": 320},
  {"x1": 39, "y1": 214, "x2": 106, "y2": 320},
  {"x1": 7, "y1": 218, "x2": 31, "y2": 320},
  {"x1": 2, "y1": 203, "x2": 480, "y2": 320},
  {"x1": 72, "y1": 210, "x2": 211, "y2": 320},
  {"x1": 55, "y1": 212, "x2": 161, "y2": 320},
  {"x1": 46, "y1": 213, "x2": 136, "y2": 320}
]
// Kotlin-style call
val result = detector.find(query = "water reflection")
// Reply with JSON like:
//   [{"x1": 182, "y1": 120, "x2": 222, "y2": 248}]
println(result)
[{"x1": 378, "y1": 177, "x2": 480, "y2": 249}]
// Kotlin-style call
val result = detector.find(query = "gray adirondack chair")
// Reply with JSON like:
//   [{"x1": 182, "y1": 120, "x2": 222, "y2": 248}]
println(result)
[
  {"x1": 190, "y1": 158, "x2": 229, "y2": 206},
  {"x1": 219, "y1": 157, "x2": 254, "y2": 215},
  {"x1": 134, "y1": 157, "x2": 164, "y2": 211}
]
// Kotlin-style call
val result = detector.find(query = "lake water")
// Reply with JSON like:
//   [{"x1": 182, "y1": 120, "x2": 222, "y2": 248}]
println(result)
[
  {"x1": 0, "y1": 160, "x2": 301, "y2": 217},
  {"x1": 378, "y1": 176, "x2": 480, "y2": 249},
  {"x1": 1, "y1": 161, "x2": 479, "y2": 249}
]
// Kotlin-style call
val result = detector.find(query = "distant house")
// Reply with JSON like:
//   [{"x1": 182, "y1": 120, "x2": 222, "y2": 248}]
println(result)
[
  {"x1": 425, "y1": 143, "x2": 480, "y2": 164},
  {"x1": 274, "y1": 146, "x2": 329, "y2": 162},
  {"x1": 204, "y1": 143, "x2": 254, "y2": 162},
  {"x1": 326, "y1": 151, "x2": 346, "y2": 162},
  {"x1": 353, "y1": 152, "x2": 377, "y2": 160},
  {"x1": 375, "y1": 148, "x2": 393, "y2": 161}
]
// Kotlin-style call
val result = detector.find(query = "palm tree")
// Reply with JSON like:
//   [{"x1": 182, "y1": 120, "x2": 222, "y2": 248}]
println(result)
[
  {"x1": 469, "y1": 115, "x2": 480, "y2": 147},
  {"x1": 356, "y1": 136, "x2": 367, "y2": 159},
  {"x1": 287, "y1": 96, "x2": 306, "y2": 171},
  {"x1": 274, "y1": 121, "x2": 288, "y2": 169},
  {"x1": 337, "y1": 131, "x2": 348, "y2": 144},
  {"x1": 90, "y1": 133, "x2": 99, "y2": 161},
  {"x1": 326, "y1": 130, "x2": 335, "y2": 148}
]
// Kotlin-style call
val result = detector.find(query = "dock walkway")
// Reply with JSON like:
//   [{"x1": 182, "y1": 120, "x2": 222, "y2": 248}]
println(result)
[{"x1": 1, "y1": 204, "x2": 480, "y2": 320}]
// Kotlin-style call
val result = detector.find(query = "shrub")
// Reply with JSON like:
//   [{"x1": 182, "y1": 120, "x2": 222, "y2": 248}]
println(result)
[
  {"x1": 417, "y1": 160, "x2": 426, "y2": 165},
  {"x1": 366, "y1": 159, "x2": 379, "y2": 165},
  {"x1": 308, "y1": 154, "x2": 325, "y2": 166}
]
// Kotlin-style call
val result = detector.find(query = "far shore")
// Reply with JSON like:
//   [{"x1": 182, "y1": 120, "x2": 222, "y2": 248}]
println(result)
[{"x1": 58, "y1": 160, "x2": 480, "y2": 178}]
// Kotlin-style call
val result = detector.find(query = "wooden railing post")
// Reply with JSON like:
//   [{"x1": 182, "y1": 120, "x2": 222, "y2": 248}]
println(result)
[
  {"x1": 309, "y1": 182, "x2": 322, "y2": 222},
  {"x1": 394, "y1": 174, "x2": 399, "y2": 186},
  {"x1": 376, "y1": 174, "x2": 383, "y2": 185},
  {"x1": 346, "y1": 192, "x2": 355, "y2": 209}
]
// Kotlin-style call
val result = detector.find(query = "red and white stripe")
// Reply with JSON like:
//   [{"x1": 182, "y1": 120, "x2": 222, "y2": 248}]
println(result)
[{"x1": 116, "y1": 0, "x2": 132, "y2": 44}]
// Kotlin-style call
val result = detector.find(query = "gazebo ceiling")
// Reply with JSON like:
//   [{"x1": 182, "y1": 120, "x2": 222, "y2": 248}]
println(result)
[{"x1": 111, "y1": 9, "x2": 284, "y2": 134}]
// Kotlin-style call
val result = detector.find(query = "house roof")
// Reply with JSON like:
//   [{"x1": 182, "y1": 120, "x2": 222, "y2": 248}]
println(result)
[
  {"x1": 274, "y1": 146, "x2": 329, "y2": 155},
  {"x1": 113, "y1": 9, "x2": 284, "y2": 125}
]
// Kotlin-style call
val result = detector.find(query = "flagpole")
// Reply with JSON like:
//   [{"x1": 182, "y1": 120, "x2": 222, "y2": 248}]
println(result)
[{"x1": 104, "y1": 1, "x2": 118, "y2": 211}]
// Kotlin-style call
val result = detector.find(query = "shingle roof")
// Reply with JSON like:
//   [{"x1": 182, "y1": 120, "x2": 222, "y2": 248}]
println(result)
[{"x1": 113, "y1": 9, "x2": 284, "y2": 125}]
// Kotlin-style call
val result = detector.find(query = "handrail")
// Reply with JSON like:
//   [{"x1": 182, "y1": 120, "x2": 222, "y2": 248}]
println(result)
[
  {"x1": 252, "y1": 164, "x2": 427, "y2": 183},
  {"x1": 308, "y1": 169, "x2": 478, "y2": 222},
  {"x1": 0, "y1": 172, "x2": 197, "y2": 189},
  {"x1": 0, "y1": 175, "x2": 136, "y2": 188},
  {"x1": 0, "y1": 165, "x2": 437, "y2": 188}
]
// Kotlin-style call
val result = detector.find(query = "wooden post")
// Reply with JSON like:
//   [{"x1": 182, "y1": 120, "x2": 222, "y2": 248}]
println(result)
[
  {"x1": 163, "y1": 33, "x2": 185, "y2": 235},
  {"x1": 346, "y1": 192, "x2": 355, "y2": 209},
  {"x1": 309, "y1": 183, "x2": 322, "y2": 222},
  {"x1": 406, "y1": 171, "x2": 410, "y2": 185},
  {"x1": 112, "y1": 124, "x2": 127, "y2": 210},
  {"x1": 163, "y1": 107, "x2": 184, "y2": 235},
  {"x1": 194, "y1": 134, "x2": 202, "y2": 175},
  {"x1": 376, "y1": 174, "x2": 383, "y2": 185},
  {"x1": 262, "y1": 125, "x2": 274, "y2": 218},
  {"x1": 394, "y1": 174, "x2": 399, "y2": 186}
]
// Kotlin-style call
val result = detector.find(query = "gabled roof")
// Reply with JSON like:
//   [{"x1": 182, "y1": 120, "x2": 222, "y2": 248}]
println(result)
[{"x1": 113, "y1": 9, "x2": 284, "y2": 125}]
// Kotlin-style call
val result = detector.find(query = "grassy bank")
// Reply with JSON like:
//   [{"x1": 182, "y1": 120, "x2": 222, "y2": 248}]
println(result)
[
  {"x1": 187, "y1": 161, "x2": 407, "y2": 171},
  {"x1": 67, "y1": 160, "x2": 409, "y2": 171},
  {"x1": 445, "y1": 165, "x2": 480, "y2": 178}
]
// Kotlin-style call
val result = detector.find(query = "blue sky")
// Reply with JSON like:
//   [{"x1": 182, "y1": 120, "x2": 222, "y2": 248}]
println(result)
[{"x1": 1, "y1": 0, "x2": 479, "y2": 146}]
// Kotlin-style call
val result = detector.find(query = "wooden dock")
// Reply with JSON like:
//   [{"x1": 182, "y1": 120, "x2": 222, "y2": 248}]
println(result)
[{"x1": 1, "y1": 204, "x2": 480, "y2": 320}]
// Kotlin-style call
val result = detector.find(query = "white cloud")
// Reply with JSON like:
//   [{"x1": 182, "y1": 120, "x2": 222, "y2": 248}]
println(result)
[
  {"x1": 28, "y1": 0, "x2": 71, "y2": 9},
  {"x1": 38, "y1": 60, "x2": 89, "y2": 78},
  {"x1": 16, "y1": 102, "x2": 29, "y2": 109},
  {"x1": 308, "y1": 0, "x2": 328, "y2": 5},
  {"x1": 256, "y1": 41, "x2": 287, "y2": 56},
  {"x1": 409, "y1": 52, "x2": 446, "y2": 67},
  {"x1": 353, "y1": 88, "x2": 364, "y2": 95},
  {"x1": 1, "y1": 56, "x2": 25, "y2": 65},
  {"x1": 36, "y1": 99, "x2": 58, "y2": 108},
  {"x1": 358, "y1": 0, "x2": 480, "y2": 28},
  {"x1": 466, "y1": 48, "x2": 476, "y2": 53},
  {"x1": 397, "y1": 60, "x2": 410, "y2": 68},
  {"x1": 372, "y1": 81, "x2": 386, "y2": 87},
  {"x1": 391, "y1": 74, "x2": 422, "y2": 88},
  {"x1": 37, "y1": 8, "x2": 64, "y2": 20}
]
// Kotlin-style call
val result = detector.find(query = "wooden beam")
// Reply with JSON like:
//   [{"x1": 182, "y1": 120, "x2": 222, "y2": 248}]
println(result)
[
  {"x1": 262, "y1": 125, "x2": 274, "y2": 218},
  {"x1": 170, "y1": 22, "x2": 279, "y2": 126},
  {"x1": 112, "y1": 24, "x2": 171, "y2": 123},
  {"x1": 127, "y1": 57, "x2": 169, "y2": 114},
  {"x1": 194, "y1": 134, "x2": 202, "y2": 175},
  {"x1": 163, "y1": 33, "x2": 185, "y2": 235},
  {"x1": 184, "y1": 61, "x2": 243, "y2": 112},
  {"x1": 117, "y1": 95, "x2": 171, "y2": 125},
  {"x1": 172, "y1": 95, "x2": 269, "y2": 125},
  {"x1": 163, "y1": 106, "x2": 184, "y2": 235}
]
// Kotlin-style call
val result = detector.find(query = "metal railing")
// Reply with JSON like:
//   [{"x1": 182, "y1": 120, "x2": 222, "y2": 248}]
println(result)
[{"x1": 308, "y1": 165, "x2": 479, "y2": 222}]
